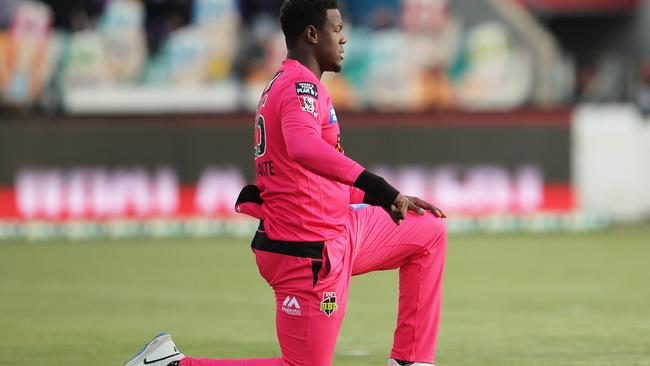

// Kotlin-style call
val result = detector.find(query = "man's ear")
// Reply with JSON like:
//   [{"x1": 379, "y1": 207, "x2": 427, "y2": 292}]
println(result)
[{"x1": 305, "y1": 25, "x2": 319, "y2": 45}]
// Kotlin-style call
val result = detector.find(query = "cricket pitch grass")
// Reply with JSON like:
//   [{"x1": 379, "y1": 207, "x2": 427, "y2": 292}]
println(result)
[{"x1": 1, "y1": 226, "x2": 649, "y2": 366}]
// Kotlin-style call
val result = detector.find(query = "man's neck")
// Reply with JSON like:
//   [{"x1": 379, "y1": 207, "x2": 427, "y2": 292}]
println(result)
[{"x1": 287, "y1": 49, "x2": 323, "y2": 80}]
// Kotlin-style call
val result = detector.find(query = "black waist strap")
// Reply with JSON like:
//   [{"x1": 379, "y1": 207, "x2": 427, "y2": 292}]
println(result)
[{"x1": 252, "y1": 230, "x2": 324, "y2": 259}]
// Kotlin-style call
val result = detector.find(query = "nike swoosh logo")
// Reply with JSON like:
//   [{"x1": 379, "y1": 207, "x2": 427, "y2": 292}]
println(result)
[{"x1": 143, "y1": 353, "x2": 181, "y2": 365}]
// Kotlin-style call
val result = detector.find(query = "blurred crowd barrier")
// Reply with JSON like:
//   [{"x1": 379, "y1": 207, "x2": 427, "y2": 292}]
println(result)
[
  {"x1": 0, "y1": 0, "x2": 571, "y2": 113},
  {"x1": 0, "y1": 110, "x2": 617, "y2": 241}
]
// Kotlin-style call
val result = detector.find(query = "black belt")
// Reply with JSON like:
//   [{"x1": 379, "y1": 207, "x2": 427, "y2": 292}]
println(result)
[
  {"x1": 252, "y1": 221, "x2": 324, "y2": 286},
  {"x1": 252, "y1": 230, "x2": 324, "y2": 259}
]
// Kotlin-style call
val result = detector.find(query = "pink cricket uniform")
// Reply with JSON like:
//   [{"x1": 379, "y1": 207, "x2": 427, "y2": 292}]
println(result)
[
  {"x1": 180, "y1": 60, "x2": 447, "y2": 366},
  {"x1": 254, "y1": 59, "x2": 365, "y2": 242}
]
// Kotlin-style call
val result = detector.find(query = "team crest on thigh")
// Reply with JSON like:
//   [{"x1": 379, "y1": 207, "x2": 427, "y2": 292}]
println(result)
[{"x1": 320, "y1": 291, "x2": 338, "y2": 317}]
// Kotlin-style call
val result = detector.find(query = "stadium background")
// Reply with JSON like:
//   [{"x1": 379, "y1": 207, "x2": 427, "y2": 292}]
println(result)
[{"x1": 0, "y1": 1, "x2": 649, "y2": 365}]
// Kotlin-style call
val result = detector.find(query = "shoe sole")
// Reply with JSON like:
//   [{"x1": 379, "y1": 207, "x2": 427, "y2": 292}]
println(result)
[{"x1": 124, "y1": 333, "x2": 171, "y2": 366}]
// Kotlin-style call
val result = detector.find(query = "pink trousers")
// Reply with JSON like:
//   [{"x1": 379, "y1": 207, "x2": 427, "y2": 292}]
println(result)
[{"x1": 181, "y1": 205, "x2": 447, "y2": 366}]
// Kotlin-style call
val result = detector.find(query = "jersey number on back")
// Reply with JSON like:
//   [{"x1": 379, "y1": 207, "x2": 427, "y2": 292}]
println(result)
[
  {"x1": 254, "y1": 71, "x2": 282, "y2": 159},
  {"x1": 254, "y1": 115, "x2": 266, "y2": 158}
]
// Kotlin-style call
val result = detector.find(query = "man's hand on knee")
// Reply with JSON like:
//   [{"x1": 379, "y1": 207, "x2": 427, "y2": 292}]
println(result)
[{"x1": 405, "y1": 196, "x2": 447, "y2": 218}]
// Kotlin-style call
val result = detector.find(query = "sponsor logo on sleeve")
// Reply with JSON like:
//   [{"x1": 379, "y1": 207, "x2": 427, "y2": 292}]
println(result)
[
  {"x1": 298, "y1": 96, "x2": 318, "y2": 117},
  {"x1": 295, "y1": 82, "x2": 318, "y2": 98},
  {"x1": 329, "y1": 105, "x2": 338, "y2": 124}
]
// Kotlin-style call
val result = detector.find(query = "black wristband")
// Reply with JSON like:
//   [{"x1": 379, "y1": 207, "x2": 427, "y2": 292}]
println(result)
[
  {"x1": 353, "y1": 170, "x2": 399, "y2": 210},
  {"x1": 362, "y1": 192, "x2": 384, "y2": 207}
]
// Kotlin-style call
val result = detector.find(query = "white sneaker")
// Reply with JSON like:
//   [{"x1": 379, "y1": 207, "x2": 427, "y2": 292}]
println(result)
[
  {"x1": 388, "y1": 358, "x2": 435, "y2": 366},
  {"x1": 124, "y1": 333, "x2": 185, "y2": 366}
]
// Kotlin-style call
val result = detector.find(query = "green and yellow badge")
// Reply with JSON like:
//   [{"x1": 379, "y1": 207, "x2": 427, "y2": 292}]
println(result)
[{"x1": 320, "y1": 291, "x2": 338, "y2": 317}]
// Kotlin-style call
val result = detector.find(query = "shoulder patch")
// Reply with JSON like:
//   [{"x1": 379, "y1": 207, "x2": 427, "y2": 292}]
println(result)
[
  {"x1": 298, "y1": 96, "x2": 319, "y2": 117},
  {"x1": 295, "y1": 82, "x2": 318, "y2": 99}
]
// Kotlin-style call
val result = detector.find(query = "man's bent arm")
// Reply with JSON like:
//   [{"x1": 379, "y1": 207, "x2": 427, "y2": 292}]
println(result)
[
  {"x1": 281, "y1": 121, "x2": 398, "y2": 209},
  {"x1": 282, "y1": 114, "x2": 365, "y2": 185}
]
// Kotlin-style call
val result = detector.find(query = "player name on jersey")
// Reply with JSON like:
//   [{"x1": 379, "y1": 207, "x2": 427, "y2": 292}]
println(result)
[{"x1": 257, "y1": 160, "x2": 276, "y2": 177}]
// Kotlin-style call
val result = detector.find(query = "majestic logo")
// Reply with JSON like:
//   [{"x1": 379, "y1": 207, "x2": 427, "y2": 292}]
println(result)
[
  {"x1": 298, "y1": 96, "x2": 318, "y2": 117},
  {"x1": 320, "y1": 291, "x2": 338, "y2": 317},
  {"x1": 281, "y1": 295, "x2": 302, "y2": 316},
  {"x1": 295, "y1": 82, "x2": 318, "y2": 98}
]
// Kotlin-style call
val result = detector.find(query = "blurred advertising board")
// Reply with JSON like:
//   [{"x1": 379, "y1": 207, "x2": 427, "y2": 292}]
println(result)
[{"x1": 0, "y1": 111, "x2": 607, "y2": 240}]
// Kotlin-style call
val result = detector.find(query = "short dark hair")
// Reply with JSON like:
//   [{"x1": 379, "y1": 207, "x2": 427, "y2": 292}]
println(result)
[{"x1": 280, "y1": 0, "x2": 339, "y2": 48}]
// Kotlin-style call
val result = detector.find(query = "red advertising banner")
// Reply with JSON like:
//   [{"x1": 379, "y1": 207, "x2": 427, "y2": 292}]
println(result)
[{"x1": 0, "y1": 165, "x2": 575, "y2": 221}]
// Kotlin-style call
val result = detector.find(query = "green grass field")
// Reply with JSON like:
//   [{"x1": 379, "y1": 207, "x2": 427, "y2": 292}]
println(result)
[{"x1": 1, "y1": 226, "x2": 649, "y2": 366}]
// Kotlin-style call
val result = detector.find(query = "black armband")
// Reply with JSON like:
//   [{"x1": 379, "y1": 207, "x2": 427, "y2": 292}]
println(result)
[{"x1": 353, "y1": 170, "x2": 399, "y2": 210}]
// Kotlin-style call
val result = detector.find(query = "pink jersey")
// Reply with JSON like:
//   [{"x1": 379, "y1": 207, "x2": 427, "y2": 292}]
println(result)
[{"x1": 253, "y1": 59, "x2": 365, "y2": 242}]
